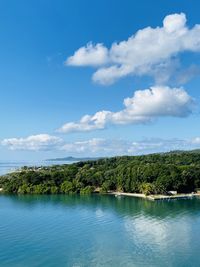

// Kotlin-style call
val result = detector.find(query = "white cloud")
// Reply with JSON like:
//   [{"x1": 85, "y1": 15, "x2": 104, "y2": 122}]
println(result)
[
  {"x1": 61, "y1": 137, "x2": 200, "y2": 156},
  {"x1": 2, "y1": 135, "x2": 200, "y2": 155},
  {"x1": 57, "y1": 86, "x2": 194, "y2": 133},
  {"x1": 1, "y1": 134, "x2": 63, "y2": 151},
  {"x1": 66, "y1": 43, "x2": 108, "y2": 67},
  {"x1": 57, "y1": 111, "x2": 112, "y2": 133},
  {"x1": 60, "y1": 138, "x2": 158, "y2": 156},
  {"x1": 61, "y1": 138, "x2": 130, "y2": 155},
  {"x1": 163, "y1": 13, "x2": 187, "y2": 33},
  {"x1": 65, "y1": 13, "x2": 200, "y2": 85}
]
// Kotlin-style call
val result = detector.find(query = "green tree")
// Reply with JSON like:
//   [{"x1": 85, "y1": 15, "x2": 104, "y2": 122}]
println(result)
[
  {"x1": 60, "y1": 181, "x2": 73, "y2": 194},
  {"x1": 139, "y1": 183, "x2": 155, "y2": 195}
]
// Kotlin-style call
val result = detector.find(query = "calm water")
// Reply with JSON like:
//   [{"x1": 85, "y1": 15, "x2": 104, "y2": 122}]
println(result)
[{"x1": 0, "y1": 195, "x2": 200, "y2": 267}]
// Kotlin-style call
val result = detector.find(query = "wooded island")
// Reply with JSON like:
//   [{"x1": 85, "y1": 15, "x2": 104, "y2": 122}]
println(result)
[{"x1": 1, "y1": 151, "x2": 200, "y2": 196}]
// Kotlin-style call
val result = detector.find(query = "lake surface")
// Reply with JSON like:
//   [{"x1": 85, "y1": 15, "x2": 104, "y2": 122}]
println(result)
[{"x1": 0, "y1": 195, "x2": 200, "y2": 267}]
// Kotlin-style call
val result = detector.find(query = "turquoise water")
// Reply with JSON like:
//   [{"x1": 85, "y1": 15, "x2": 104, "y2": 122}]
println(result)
[{"x1": 0, "y1": 195, "x2": 200, "y2": 267}]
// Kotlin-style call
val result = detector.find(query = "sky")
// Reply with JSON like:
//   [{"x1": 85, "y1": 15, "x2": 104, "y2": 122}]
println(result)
[{"x1": 1, "y1": 0, "x2": 200, "y2": 160}]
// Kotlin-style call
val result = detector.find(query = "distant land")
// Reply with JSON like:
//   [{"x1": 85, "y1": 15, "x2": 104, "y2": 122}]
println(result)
[
  {"x1": 46, "y1": 150, "x2": 200, "y2": 162},
  {"x1": 46, "y1": 156, "x2": 102, "y2": 162},
  {"x1": 47, "y1": 149, "x2": 200, "y2": 162}
]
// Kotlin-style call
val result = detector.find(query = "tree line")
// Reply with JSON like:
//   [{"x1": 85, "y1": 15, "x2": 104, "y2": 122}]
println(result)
[{"x1": 1, "y1": 151, "x2": 200, "y2": 195}]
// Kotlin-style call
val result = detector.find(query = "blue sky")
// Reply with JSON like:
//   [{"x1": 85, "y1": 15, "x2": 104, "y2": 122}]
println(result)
[{"x1": 1, "y1": 0, "x2": 200, "y2": 160}]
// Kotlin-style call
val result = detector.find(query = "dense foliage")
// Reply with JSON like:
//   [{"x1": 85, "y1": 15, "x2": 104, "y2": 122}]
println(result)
[{"x1": 1, "y1": 151, "x2": 200, "y2": 195}]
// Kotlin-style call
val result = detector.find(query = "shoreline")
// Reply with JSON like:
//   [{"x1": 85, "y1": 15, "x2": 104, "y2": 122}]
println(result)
[
  {"x1": 108, "y1": 191, "x2": 200, "y2": 201},
  {"x1": 0, "y1": 187, "x2": 200, "y2": 201}
]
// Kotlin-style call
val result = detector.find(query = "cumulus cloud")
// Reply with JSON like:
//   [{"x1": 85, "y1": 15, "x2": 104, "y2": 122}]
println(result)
[
  {"x1": 57, "y1": 111, "x2": 112, "y2": 133},
  {"x1": 66, "y1": 43, "x2": 108, "y2": 66},
  {"x1": 57, "y1": 86, "x2": 195, "y2": 133},
  {"x1": 1, "y1": 134, "x2": 63, "y2": 151},
  {"x1": 65, "y1": 13, "x2": 200, "y2": 84}
]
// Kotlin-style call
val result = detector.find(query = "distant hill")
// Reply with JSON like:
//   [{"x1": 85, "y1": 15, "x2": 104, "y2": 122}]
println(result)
[
  {"x1": 47, "y1": 150, "x2": 200, "y2": 161},
  {"x1": 46, "y1": 156, "x2": 101, "y2": 162}
]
